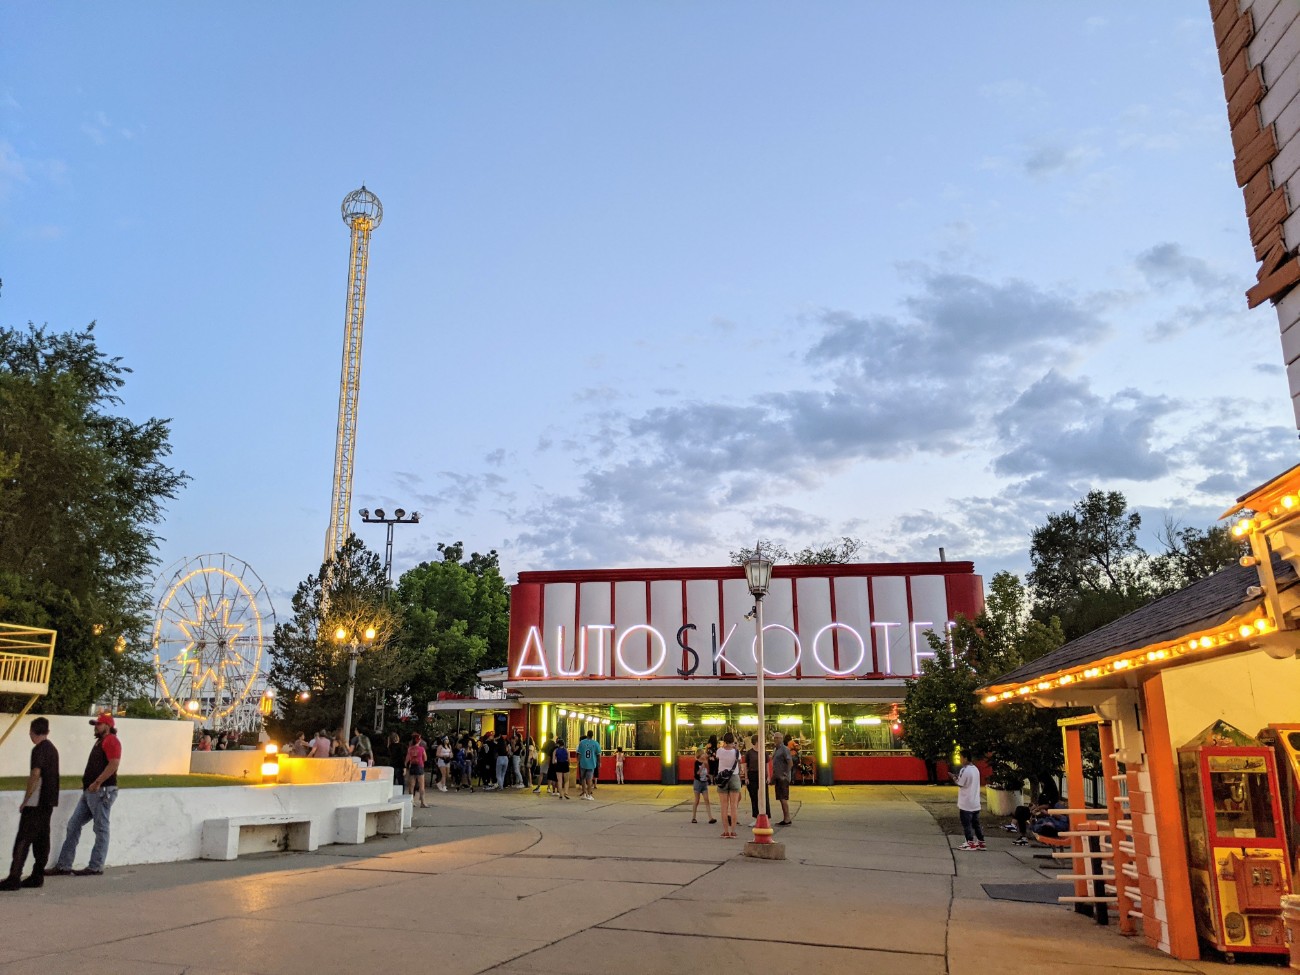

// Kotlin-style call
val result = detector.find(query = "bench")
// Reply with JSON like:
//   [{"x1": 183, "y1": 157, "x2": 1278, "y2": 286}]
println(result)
[
  {"x1": 201, "y1": 813, "x2": 319, "y2": 860},
  {"x1": 334, "y1": 801, "x2": 408, "y2": 844}
]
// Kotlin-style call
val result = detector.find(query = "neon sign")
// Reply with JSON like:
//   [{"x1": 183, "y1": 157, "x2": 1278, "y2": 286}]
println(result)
[{"x1": 510, "y1": 617, "x2": 950, "y2": 681}]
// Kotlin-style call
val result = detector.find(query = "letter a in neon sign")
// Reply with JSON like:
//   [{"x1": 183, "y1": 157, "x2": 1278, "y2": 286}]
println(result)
[{"x1": 514, "y1": 626, "x2": 549, "y2": 678}]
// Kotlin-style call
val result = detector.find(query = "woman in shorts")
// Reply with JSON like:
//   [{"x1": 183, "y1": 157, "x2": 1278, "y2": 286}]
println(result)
[
  {"x1": 691, "y1": 747, "x2": 715, "y2": 825},
  {"x1": 715, "y1": 732, "x2": 743, "y2": 838},
  {"x1": 405, "y1": 733, "x2": 428, "y2": 808},
  {"x1": 552, "y1": 738, "x2": 571, "y2": 798}
]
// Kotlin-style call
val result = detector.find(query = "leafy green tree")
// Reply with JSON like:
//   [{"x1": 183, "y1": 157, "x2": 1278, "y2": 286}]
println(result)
[
  {"x1": 395, "y1": 541, "x2": 509, "y2": 708},
  {"x1": 1150, "y1": 518, "x2": 1246, "y2": 593},
  {"x1": 266, "y1": 536, "x2": 408, "y2": 739},
  {"x1": 0, "y1": 322, "x2": 187, "y2": 713},
  {"x1": 902, "y1": 644, "x2": 988, "y2": 783},
  {"x1": 1028, "y1": 491, "x2": 1153, "y2": 640}
]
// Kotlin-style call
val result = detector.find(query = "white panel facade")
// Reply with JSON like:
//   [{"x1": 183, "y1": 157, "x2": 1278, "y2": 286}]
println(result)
[
  {"x1": 721, "y1": 578, "x2": 755, "y2": 675},
  {"x1": 870, "y1": 576, "x2": 910, "y2": 676},
  {"x1": 795, "y1": 576, "x2": 834, "y2": 677},
  {"x1": 579, "y1": 581, "x2": 613, "y2": 676},
  {"x1": 684, "y1": 579, "x2": 721, "y2": 676},
  {"x1": 909, "y1": 575, "x2": 950, "y2": 674},
  {"x1": 758, "y1": 576, "x2": 798, "y2": 677},
  {"x1": 833, "y1": 577, "x2": 873, "y2": 671},
  {"x1": 542, "y1": 583, "x2": 577, "y2": 673},
  {"x1": 650, "y1": 579, "x2": 684, "y2": 676},
  {"x1": 613, "y1": 580, "x2": 653, "y2": 676}
]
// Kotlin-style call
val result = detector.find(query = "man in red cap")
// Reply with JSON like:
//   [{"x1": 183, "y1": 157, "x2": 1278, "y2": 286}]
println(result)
[{"x1": 47, "y1": 712, "x2": 121, "y2": 877}]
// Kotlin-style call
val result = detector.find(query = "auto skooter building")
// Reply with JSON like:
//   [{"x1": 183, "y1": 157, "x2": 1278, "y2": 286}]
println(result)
[{"x1": 487, "y1": 560, "x2": 983, "y2": 784}]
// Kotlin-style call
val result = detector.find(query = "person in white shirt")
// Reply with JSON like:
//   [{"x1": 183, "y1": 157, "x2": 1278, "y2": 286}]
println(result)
[{"x1": 952, "y1": 748, "x2": 985, "y2": 851}]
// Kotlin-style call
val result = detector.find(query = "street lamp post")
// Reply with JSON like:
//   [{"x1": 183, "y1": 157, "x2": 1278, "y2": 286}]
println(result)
[
  {"x1": 334, "y1": 625, "x2": 376, "y2": 745},
  {"x1": 743, "y1": 551, "x2": 785, "y2": 859},
  {"x1": 358, "y1": 507, "x2": 420, "y2": 581}
]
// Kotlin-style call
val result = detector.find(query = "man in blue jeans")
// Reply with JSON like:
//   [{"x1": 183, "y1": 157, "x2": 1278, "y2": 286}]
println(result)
[
  {"x1": 952, "y1": 747, "x2": 985, "y2": 851},
  {"x1": 48, "y1": 712, "x2": 122, "y2": 877}
]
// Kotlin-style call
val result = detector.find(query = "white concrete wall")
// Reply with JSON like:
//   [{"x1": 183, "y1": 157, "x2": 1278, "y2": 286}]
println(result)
[
  {"x1": 0, "y1": 714, "x2": 192, "y2": 777},
  {"x1": 0, "y1": 779, "x2": 396, "y2": 868},
  {"x1": 1159, "y1": 647, "x2": 1300, "y2": 749},
  {"x1": 189, "y1": 751, "x2": 399, "y2": 786}
]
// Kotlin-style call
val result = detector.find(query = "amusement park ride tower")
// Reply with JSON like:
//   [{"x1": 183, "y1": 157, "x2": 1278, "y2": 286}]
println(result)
[{"x1": 325, "y1": 186, "x2": 383, "y2": 563}]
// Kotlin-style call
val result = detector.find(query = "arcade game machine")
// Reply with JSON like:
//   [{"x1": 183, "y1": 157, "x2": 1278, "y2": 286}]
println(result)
[
  {"x1": 1259, "y1": 724, "x2": 1300, "y2": 879},
  {"x1": 1179, "y1": 721, "x2": 1292, "y2": 962}
]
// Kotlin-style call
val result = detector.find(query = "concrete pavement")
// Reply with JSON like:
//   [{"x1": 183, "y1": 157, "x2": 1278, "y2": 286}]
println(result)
[{"x1": 0, "y1": 784, "x2": 1245, "y2": 975}]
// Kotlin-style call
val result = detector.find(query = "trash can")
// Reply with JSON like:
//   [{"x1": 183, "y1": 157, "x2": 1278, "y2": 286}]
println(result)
[{"x1": 1282, "y1": 894, "x2": 1300, "y2": 970}]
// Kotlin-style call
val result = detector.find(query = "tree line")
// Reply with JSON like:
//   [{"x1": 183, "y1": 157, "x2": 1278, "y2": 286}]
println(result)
[{"x1": 902, "y1": 491, "x2": 1245, "y2": 793}]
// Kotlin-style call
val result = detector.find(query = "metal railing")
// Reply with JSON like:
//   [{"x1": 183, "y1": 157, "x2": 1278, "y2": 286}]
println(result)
[{"x1": 0, "y1": 622, "x2": 56, "y2": 690}]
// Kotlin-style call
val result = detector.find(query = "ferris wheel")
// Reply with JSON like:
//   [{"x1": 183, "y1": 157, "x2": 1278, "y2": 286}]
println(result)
[{"x1": 151, "y1": 554, "x2": 277, "y2": 730}]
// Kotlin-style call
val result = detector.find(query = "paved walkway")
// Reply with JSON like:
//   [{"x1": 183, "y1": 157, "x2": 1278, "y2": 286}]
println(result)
[{"x1": 0, "y1": 785, "x2": 1242, "y2": 975}]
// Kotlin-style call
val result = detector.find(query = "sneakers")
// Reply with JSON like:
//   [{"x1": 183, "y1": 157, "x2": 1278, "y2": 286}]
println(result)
[
  {"x1": 957, "y1": 841, "x2": 980, "y2": 851},
  {"x1": 73, "y1": 868, "x2": 104, "y2": 876},
  {"x1": 20, "y1": 875, "x2": 43, "y2": 888},
  {"x1": 0, "y1": 876, "x2": 20, "y2": 892},
  {"x1": 1013, "y1": 837, "x2": 1029, "y2": 846}
]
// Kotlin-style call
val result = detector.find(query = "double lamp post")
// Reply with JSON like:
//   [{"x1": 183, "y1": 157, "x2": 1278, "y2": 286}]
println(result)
[
  {"x1": 334, "y1": 624, "x2": 376, "y2": 745},
  {"x1": 743, "y1": 551, "x2": 784, "y2": 859}
]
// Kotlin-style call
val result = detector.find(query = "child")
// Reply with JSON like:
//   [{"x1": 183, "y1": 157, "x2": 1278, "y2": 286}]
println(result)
[{"x1": 615, "y1": 747, "x2": 625, "y2": 785}]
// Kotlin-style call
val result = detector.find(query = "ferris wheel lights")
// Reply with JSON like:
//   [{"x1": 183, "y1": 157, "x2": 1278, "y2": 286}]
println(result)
[{"x1": 186, "y1": 700, "x2": 200, "y2": 713}]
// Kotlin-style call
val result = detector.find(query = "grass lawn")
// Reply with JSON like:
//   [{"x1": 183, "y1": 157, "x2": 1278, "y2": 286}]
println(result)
[{"x1": 0, "y1": 773, "x2": 252, "y2": 791}]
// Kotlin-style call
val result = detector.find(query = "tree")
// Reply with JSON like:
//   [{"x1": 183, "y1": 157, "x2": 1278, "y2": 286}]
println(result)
[
  {"x1": 904, "y1": 572, "x2": 1068, "y2": 795},
  {"x1": 1028, "y1": 491, "x2": 1153, "y2": 640},
  {"x1": 0, "y1": 322, "x2": 187, "y2": 713},
  {"x1": 395, "y1": 541, "x2": 510, "y2": 709},
  {"x1": 729, "y1": 536, "x2": 862, "y2": 565},
  {"x1": 902, "y1": 644, "x2": 987, "y2": 782},
  {"x1": 1150, "y1": 518, "x2": 1246, "y2": 593},
  {"x1": 266, "y1": 536, "x2": 408, "y2": 739}
]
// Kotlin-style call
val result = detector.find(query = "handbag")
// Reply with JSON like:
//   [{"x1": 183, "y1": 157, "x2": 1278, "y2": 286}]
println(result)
[{"x1": 715, "y1": 749, "x2": 738, "y2": 786}]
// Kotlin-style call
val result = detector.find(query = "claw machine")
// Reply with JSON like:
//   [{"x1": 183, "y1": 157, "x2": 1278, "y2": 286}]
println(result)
[
  {"x1": 1179, "y1": 721, "x2": 1292, "y2": 961},
  {"x1": 1259, "y1": 724, "x2": 1300, "y2": 880}
]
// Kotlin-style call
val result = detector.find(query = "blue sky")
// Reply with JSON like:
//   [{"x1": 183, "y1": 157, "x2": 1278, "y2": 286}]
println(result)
[{"x1": 3, "y1": 3, "x2": 1296, "y2": 613}]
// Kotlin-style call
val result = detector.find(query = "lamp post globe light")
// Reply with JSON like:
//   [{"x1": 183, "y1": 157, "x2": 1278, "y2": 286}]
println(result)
[
  {"x1": 742, "y1": 551, "x2": 784, "y2": 860},
  {"x1": 334, "y1": 624, "x2": 376, "y2": 745}
]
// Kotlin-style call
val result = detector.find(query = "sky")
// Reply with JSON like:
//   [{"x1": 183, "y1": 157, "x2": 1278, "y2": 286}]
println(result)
[{"x1": 3, "y1": 3, "x2": 1298, "y2": 618}]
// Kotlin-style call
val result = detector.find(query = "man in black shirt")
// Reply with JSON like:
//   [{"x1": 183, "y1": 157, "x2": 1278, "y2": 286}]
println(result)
[{"x1": 1, "y1": 716, "x2": 60, "y2": 891}]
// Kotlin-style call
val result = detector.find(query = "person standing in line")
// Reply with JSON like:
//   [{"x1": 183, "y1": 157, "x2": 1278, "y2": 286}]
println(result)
[
  {"x1": 536, "y1": 736, "x2": 555, "y2": 794},
  {"x1": 386, "y1": 731, "x2": 404, "y2": 788},
  {"x1": 405, "y1": 733, "x2": 428, "y2": 808},
  {"x1": 493, "y1": 733, "x2": 509, "y2": 790},
  {"x1": 953, "y1": 748, "x2": 985, "y2": 851},
  {"x1": 1, "y1": 717, "x2": 59, "y2": 891},
  {"x1": 49, "y1": 712, "x2": 120, "y2": 877},
  {"x1": 770, "y1": 732, "x2": 793, "y2": 826},
  {"x1": 309, "y1": 730, "x2": 332, "y2": 758},
  {"x1": 508, "y1": 734, "x2": 522, "y2": 788},
  {"x1": 615, "y1": 747, "x2": 625, "y2": 785},
  {"x1": 434, "y1": 737, "x2": 452, "y2": 792},
  {"x1": 523, "y1": 737, "x2": 537, "y2": 790},
  {"x1": 744, "y1": 734, "x2": 769, "y2": 822},
  {"x1": 715, "y1": 732, "x2": 742, "y2": 838},
  {"x1": 552, "y1": 738, "x2": 571, "y2": 798},
  {"x1": 690, "y1": 747, "x2": 715, "y2": 825},
  {"x1": 577, "y1": 731, "x2": 601, "y2": 800}
]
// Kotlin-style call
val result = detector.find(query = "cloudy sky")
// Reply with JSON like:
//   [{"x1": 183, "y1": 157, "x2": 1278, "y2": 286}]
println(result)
[{"x1": 3, "y1": 3, "x2": 1297, "y2": 611}]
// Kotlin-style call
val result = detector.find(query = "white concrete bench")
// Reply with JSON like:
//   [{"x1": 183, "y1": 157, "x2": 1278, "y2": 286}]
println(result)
[
  {"x1": 201, "y1": 813, "x2": 319, "y2": 860},
  {"x1": 334, "y1": 800, "x2": 408, "y2": 844}
]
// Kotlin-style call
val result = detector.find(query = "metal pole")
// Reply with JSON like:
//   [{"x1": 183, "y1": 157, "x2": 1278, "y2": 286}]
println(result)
[
  {"x1": 384, "y1": 523, "x2": 395, "y2": 581},
  {"x1": 342, "y1": 644, "x2": 359, "y2": 744},
  {"x1": 755, "y1": 593, "x2": 768, "y2": 819}
]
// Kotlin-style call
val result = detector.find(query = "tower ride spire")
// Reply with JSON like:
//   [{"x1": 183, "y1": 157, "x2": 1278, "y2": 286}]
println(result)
[{"x1": 326, "y1": 185, "x2": 383, "y2": 563}]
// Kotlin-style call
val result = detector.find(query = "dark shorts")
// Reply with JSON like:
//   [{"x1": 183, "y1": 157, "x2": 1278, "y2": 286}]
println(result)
[
  {"x1": 407, "y1": 765, "x2": 424, "y2": 777},
  {"x1": 555, "y1": 761, "x2": 570, "y2": 774},
  {"x1": 774, "y1": 777, "x2": 790, "y2": 800}
]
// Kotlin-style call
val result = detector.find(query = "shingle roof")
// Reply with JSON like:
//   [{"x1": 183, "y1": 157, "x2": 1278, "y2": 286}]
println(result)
[{"x1": 985, "y1": 555, "x2": 1297, "y2": 690}]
